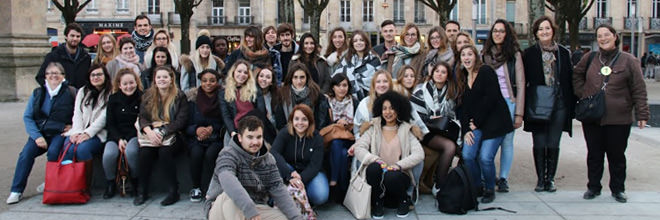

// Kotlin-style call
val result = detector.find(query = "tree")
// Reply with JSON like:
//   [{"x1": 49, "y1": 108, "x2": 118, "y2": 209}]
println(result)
[
  {"x1": 174, "y1": 0, "x2": 204, "y2": 54},
  {"x1": 546, "y1": 0, "x2": 595, "y2": 51},
  {"x1": 297, "y1": 0, "x2": 330, "y2": 41},
  {"x1": 278, "y1": 0, "x2": 296, "y2": 27},
  {"x1": 51, "y1": 0, "x2": 92, "y2": 25},
  {"x1": 528, "y1": 0, "x2": 546, "y2": 44},
  {"x1": 418, "y1": 0, "x2": 457, "y2": 27}
]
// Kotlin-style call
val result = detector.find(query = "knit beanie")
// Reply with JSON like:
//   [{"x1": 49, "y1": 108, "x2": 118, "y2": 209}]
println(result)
[{"x1": 196, "y1": 35, "x2": 211, "y2": 49}]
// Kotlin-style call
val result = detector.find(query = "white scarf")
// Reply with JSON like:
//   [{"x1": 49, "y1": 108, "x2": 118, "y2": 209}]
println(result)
[{"x1": 45, "y1": 82, "x2": 62, "y2": 98}]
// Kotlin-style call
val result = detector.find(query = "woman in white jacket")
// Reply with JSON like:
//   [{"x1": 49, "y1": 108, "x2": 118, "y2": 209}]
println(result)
[{"x1": 53, "y1": 64, "x2": 111, "y2": 161}]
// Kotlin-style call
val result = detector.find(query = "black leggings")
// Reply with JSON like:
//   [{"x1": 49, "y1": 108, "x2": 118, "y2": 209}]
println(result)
[
  {"x1": 366, "y1": 162, "x2": 410, "y2": 205},
  {"x1": 138, "y1": 141, "x2": 181, "y2": 193},
  {"x1": 422, "y1": 134, "x2": 457, "y2": 186},
  {"x1": 582, "y1": 123, "x2": 631, "y2": 193},
  {"x1": 189, "y1": 140, "x2": 222, "y2": 193}
]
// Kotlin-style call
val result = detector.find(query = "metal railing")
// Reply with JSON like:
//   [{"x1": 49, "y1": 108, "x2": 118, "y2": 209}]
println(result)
[
  {"x1": 593, "y1": 17, "x2": 612, "y2": 28},
  {"x1": 235, "y1": 15, "x2": 254, "y2": 25},
  {"x1": 651, "y1": 18, "x2": 660, "y2": 30},
  {"x1": 624, "y1": 17, "x2": 639, "y2": 30},
  {"x1": 207, "y1": 16, "x2": 226, "y2": 25}
]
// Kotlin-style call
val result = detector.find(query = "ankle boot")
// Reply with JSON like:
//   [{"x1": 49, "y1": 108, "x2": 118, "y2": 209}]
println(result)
[
  {"x1": 133, "y1": 184, "x2": 148, "y2": 206},
  {"x1": 103, "y1": 180, "x2": 116, "y2": 199},
  {"x1": 533, "y1": 148, "x2": 546, "y2": 192},
  {"x1": 545, "y1": 148, "x2": 559, "y2": 192}
]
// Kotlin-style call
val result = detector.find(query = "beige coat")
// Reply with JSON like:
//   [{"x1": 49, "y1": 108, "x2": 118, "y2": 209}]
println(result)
[{"x1": 353, "y1": 117, "x2": 424, "y2": 185}]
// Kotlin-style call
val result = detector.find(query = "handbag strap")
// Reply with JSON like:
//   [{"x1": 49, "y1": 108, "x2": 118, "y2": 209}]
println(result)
[
  {"x1": 57, "y1": 141, "x2": 79, "y2": 162},
  {"x1": 351, "y1": 160, "x2": 369, "y2": 182},
  {"x1": 601, "y1": 52, "x2": 621, "y2": 90}
]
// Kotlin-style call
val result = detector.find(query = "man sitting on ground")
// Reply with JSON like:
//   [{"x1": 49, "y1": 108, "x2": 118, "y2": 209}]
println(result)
[{"x1": 205, "y1": 116, "x2": 302, "y2": 220}]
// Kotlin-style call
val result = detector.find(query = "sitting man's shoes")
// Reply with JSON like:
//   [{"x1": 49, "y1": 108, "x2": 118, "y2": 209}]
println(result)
[
  {"x1": 160, "y1": 192, "x2": 180, "y2": 206},
  {"x1": 371, "y1": 200, "x2": 384, "y2": 219},
  {"x1": 133, "y1": 194, "x2": 148, "y2": 206},
  {"x1": 6, "y1": 192, "x2": 22, "y2": 204},
  {"x1": 189, "y1": 188, "x2": 202, "y2": 202},
  {"x1": 583, "y1": 189, "x2": 601, "y2": 200},
  {"x1": 496, "y1": 178, "x2": 510, "y2": 193},
  {"x1": 36, "y1": 182, "x2": 45, "y2": 193},
  {"x1": 612, "y1": 192, "x2": 628, "y2": 203},
  {"x1": 396, "y1": 198, "x2": 411, "y2": 218},
  {"x1": 103, "y1": 184, "x2": 116, "y2": 199},
  {"x1": 481, "y1": 189, "x2": 496, "y2": 203}
]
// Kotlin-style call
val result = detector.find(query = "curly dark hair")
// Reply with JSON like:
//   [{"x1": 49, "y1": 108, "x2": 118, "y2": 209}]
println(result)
[{"x1": 372, "y1": 91, "x2": 412, "y2": 125}]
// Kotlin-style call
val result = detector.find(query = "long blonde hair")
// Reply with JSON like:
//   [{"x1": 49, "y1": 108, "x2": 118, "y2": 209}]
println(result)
[
  {"x1": 94, "y1": 34, "x2": 118, "y2": 64},
  {"x1": 224, "y1": 60, "x2": 257, "y2": 102},
  {"x1": 143, "y1": 66, "x2": 179, "y2": 122},
  {"x1": 368, "y1": 70, "x2": 393, "y2": 111}
]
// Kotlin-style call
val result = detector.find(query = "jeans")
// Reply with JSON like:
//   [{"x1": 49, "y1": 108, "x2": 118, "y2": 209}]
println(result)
[
  {"x1": 499, "y1": 98, "x2": 516, "y2": 179},
  {"x1": 189, "y1": 139, "x2": 222, "y2": 193},
  {"x1": 10, "y1": 135, "x2": 65, "y2": 193},
  {"x1": 52, "y1": 136, "x2": 104, "y2": 161},
  {"x1": 102, "y1": 137, "x2": 139, "y2": 180},
  {"x1": 462, "y1": 129, "x2": 505, "y2": 190},
  {"x1": 329, "y1": 139, "x2": 352, "y2": 190},
  {"x1": 285, "y1": 163, "x2": 329, "y2": 205}
]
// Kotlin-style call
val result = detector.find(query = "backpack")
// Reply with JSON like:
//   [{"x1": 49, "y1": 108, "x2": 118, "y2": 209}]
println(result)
[{"x1": 436, "y1": 162, "x2": 478, "y2": 214}]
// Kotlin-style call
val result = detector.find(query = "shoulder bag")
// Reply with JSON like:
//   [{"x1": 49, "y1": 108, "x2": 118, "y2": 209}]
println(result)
[
  {"x1": 43, "y1": 141, "x2": 91, "y2": 204},
  {"x1": 343, "y1": 161, "x2": 371, "y2": 219}
]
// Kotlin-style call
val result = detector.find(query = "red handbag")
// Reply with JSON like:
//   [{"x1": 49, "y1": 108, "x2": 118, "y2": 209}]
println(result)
[{"x1": 43, "y1": 141, "x2": 91, "y2": 204}]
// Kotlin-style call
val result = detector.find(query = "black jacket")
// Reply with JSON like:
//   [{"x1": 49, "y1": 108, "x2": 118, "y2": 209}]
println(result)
[
  {"x1": 273, "y1": 93, "x2": 330, "y2": 131},
  {"x1": 522, "y1": 44, "x2": 576, "y2": 136},
  {"x1": 186, "y1": 89, "x2": 224, "y2": 142},
  {"x1": 270, "y1": 128, "x2": 324, "y2": 184},
  {"x1": 28, "y1": 82, "x2": 76, "y2": 138},
  {"x1": 219, "y1": 89, "x2": 267, "y2": 134},
  {"x1": 36, "y1": 44, "x2": 91, "y2": 89},
  {"x1": 106, "y1": 91, "x2": 141, "y2": 142},
  {"x1": 460, "y1": 65, "x2": 513, "y2": 140}
]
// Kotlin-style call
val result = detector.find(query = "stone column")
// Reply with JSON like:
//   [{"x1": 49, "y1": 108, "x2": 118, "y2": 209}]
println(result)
[{"x1": 0, "y1": 0, "x2": 51, "y2": 101}]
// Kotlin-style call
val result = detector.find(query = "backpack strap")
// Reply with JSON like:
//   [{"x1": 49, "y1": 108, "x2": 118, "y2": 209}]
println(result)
[
  {"x1": 586, "y1": 52, "x2": 597, "y2": 70},
  {"x1": 479, "y1": 206, "x2": 518, "y2": 213}
]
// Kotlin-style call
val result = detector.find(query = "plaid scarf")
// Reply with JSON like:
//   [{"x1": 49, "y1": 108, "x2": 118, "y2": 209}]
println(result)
[{"x1": 391, "y1": 42, "x2": 421, "y2": 77}]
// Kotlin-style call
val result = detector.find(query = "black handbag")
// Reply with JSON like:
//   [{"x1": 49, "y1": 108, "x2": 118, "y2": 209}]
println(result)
[
  {"x1": 427, "y1": 117, "x2": 460, "y2": 142},
  {"x1": 526, "y1": 85, "x2": 557, "y2": 122},
  {"x1": 575, "y1": 83, "x2": 607, "y2": 123}
]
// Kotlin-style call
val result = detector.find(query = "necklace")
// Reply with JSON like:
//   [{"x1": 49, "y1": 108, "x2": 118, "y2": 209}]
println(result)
[
  {"x1": 598, "y1": 51, "x2": 620, "y2": 76},
  {"x1": 383, "y1": 125, "x2": 398, "y2": 131}
]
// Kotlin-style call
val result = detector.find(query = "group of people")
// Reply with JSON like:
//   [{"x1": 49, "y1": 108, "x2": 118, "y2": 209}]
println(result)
[{"x1": 6, "y1": 13, "x2": 649, "y2": 220}]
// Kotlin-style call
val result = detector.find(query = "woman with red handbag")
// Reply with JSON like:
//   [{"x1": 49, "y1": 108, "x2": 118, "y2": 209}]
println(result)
[
  {"x1": 134, "y1": 66, "x2": 189, "y2": 206},
  {"x1": 7, "y1": 62, "x2": 75, "y2": 204}
]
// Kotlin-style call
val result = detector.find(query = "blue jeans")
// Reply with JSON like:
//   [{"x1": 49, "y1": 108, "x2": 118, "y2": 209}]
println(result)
[
  {"x1": 286, "y1": 163, "x2": 329, "y2": 205},
  {"x1": 329, "y1": 139, "x2": 352, "y2": 187},
  {"x1": 499, "y1": 98, "x2": 516, "y2": 179},
  {"x1": 10, "y1": 136, "x2": 66, "y2": 193},
  {"x1": 51, "y1": 136, "x2": 104, "y2": 161},
  {"x1": 462, "y1": 130, "x2": 505, "y2": 190}
]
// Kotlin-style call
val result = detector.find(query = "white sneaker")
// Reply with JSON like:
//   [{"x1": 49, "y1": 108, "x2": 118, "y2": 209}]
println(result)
[
  {"x1": 36, "y1": 182, "x2": 45, "y2": 193},
  {"x1": 431, "y1": 183, "x2": 440, "y2": 197},
  {"x1": 6, "y1": 192, "x2": 22, "y2": 204}
]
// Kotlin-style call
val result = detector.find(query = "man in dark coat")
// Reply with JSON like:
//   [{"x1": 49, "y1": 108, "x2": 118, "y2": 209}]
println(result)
[{"x1": 35, "y1": 23, "x2": 90, "y2": 89}]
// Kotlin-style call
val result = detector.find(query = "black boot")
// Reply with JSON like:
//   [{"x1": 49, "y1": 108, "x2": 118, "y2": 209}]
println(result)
[
  {"x1": 103, "y1": 180, "x2": 116, "y2": 199},
  {"x1": 130, "y1": 178, "x2": 139, "y2": 197},
  {"x1": 533, "y1": 148, "x2": 546, "y2": 192},
  {"x1": 161, "y1": 188, "x2": 180, "y2": 206},
  {"x1": 133, "y1": 184, "x2": 148, "y2": 206},
  {"x1": 545, "y1": 148, "x2": 559, "y2": 192}
]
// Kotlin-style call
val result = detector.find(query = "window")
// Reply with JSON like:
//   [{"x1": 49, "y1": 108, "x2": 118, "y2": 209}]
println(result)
[
  {"x1": 506, "y1": 0, "x2": 515, "y2": 22},
  {"x1": 393, "y1": 0, "x2": 404, "y2": 23},
  {"x1": 237, "y1": 0, "x2": 251, "y2": 24},
  {"x1": 340, "y1": 0, "x2": 351, "y2": 22},
  {"x1": 147, "y1": 0, "x2": 160, "y2": 14},
  {"x1": 363, "y1": 0, "x2": 373, "y2": 22},
  {"x1": 86, "y1": 0, "x2": 97, "y2": 12},
  {"x1": 116, "y1": 0, "x2": 129, "y2": 12},
  {"x1": 627, "y1": 0, "x2": 636, "y2": 17},
  {"x1": 450, "y1": 0, "x2": 459, "y2": 21},
  {"x1": 596, "y1": 0, "x2": 607, "y2": 18},
  {"x1": 655, "y1": 0, "x2": 660, "y2": 18},
  {"x1": 414, "y1": 0, "x2": 425, "y2": 23},
  {"x1": 474, "y1": 0, "x2": 486, "y2": 24},
  {"x1": 212, "y1": 0, "x2": 224, "y2": 24}
]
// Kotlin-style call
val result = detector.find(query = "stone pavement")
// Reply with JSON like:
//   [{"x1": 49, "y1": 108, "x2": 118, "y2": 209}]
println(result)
[{"x1": 1, "y1": 190, "x2": 660, "y2": 220}]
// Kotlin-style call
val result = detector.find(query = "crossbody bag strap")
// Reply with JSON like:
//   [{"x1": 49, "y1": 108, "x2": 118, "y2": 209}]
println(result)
[{"x1": 602, "y1": 52, "x2": 621, "y2": 90}]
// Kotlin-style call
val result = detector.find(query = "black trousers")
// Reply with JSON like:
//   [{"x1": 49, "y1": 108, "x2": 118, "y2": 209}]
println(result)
[
  {"x1": 138, "y1": 140, "x2": 181, "y2": 193},
  {"x1": 532, "y1": 99, "x2": 567, "y2": 149},
  {"x1": 582, "y1": 123, "x2": 631, "y2": 193},
  {"x1": 365, "y1": 162, "x2": 410, "y2": 206},
  {"x1": 189, "y1": 140, "x2": 222, "y2": 193}
]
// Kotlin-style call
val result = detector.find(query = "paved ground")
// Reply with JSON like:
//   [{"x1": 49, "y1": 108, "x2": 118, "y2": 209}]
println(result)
[{"x1": 0, "y1": 79, "x2": 659, "y2": 219}]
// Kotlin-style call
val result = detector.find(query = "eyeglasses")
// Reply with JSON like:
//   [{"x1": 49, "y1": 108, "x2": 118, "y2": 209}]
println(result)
[{"x1": 405, "y1": 33, "x2": 417, "y2": 38}]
